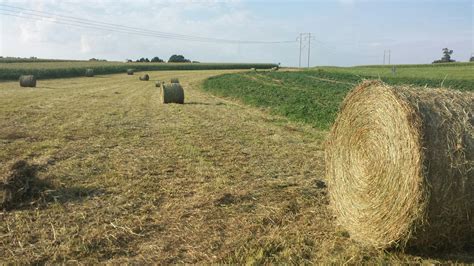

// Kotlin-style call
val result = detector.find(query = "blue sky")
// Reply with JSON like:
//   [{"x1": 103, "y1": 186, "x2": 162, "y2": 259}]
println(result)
[{"x1": 0, "y1": 0, "x2": 472, "y2": 66}]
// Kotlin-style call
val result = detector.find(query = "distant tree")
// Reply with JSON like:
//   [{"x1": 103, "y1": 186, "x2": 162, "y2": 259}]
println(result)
[
  {"x1": 145, "y1": 58, "x2": 150, "y2": 62},
  {"x1": 151, "y1": 56, "x2": 164, "y2": 63},
  {"x1": 433, "y1": 48, "x2": 456, "y2": 63},
  {"x1": 126, "y1": 59, "x2": 133, "y2": 63},
  {"x1": 138, "y1": 57, "x2": 146, "y2": 62},
  {"x1": 191, "y1": 60, "x2": 200, "y2": 63},
  {"x1": 168, "y1": 54, "x2": 191, "y2": 63},
  {"x1": 470, "y1": 56, "x2": 474, "y2": 62}
]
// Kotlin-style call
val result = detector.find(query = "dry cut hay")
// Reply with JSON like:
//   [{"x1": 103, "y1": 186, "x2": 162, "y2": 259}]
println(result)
[
  {"x1": 161, "y1": 83, "x2": 184, "y2": 104},
  {"x1": 326, "y1": 80, "x2": 473, "y2": 250},
  {"x1": 127, "y1": 69, "x2": 134, "y2": 75},
  {"x1": 19, "y1": 75, "x2": 36, "y2": 87},
  {"x1": 170, "y1": 78, "x2": 179, "y2": 84},
  {"x1": 85, "y1": 69, "x2": 94, "y2": 77},
  {"x1": 139, "y1": 74, "x2": 150, "y2": 81},
  {"x1": 1, "y1": 160, "x2": 33, "y2": 210}
]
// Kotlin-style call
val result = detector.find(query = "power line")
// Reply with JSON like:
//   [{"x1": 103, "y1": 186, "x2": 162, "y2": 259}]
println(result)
[{"x1": 0, "y1": 4, "x2": 298, "y2": 44}]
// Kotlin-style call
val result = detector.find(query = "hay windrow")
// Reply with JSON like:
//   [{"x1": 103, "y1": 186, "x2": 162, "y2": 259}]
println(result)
[
  {"x1": 325, "y1": 80, "x2": 474, "y2": 250},
  {"x1": 19, "y1": 75, "x2": 36, "y2": 87},
  {"x1": 161, "y1": 83, "x2": 184, "y2": 104}
]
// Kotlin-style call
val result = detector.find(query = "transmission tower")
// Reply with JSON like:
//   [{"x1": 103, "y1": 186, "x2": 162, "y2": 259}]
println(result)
[{"x1": 297, "y1": 33, "x2": 312, "y2": 68}]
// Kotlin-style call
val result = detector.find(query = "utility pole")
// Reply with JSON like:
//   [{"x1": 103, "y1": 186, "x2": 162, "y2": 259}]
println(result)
[
  {"x1": 388, "y1": 50, "x2": 391, "y2": 65},
  {"x1": 307, "y1": 33, "x2": 311, "y2": 68},
  {"x1": 383, "y1": 50, "x2": 386, "y2": 65}
]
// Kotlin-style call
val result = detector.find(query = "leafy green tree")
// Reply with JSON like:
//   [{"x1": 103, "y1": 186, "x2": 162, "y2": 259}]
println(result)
[
  {"x1": 151, "y1": 56, "x2": 164, "y2": 63},
  {"x1": 433, "y1": 48, "x2": 455, "y2": 63},
  {"x1": 168, "y1": 54, "x2": 191, "y2": 63}
]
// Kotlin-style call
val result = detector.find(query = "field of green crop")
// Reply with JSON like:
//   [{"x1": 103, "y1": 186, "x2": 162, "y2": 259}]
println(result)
[
  {"x1": 202, "y1": 63, "x2": 473, "y2": 130},
  {"x1": 322, "y1": 62, "x2": 474, "y2": 85},
  {"x1": 0, "y1": 61, "x2": 277, "y2": 80}
]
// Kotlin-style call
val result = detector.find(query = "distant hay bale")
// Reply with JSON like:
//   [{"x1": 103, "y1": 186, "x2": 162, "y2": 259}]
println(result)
[
  {"x1": 155, "y1": 81, "x2": 164, "y2": 88},
  {"x1": 85, "y1": 69, "x2": 94, "y2": 77},
  {"x1": 250, "y1": 68, "x2": 256, "y2": 71},
  {"x1": 139, "y1": 74, "x2": 149, "y2": 81},
  {"x1": 19, "y1": 75, "x2": 36, "y2": 87},
  {"x1": 170, "y1": 78, "x2": 179, "y2": 84},
  {"x1": 127, "y1": 69, "x2": 134, "y2": 75},
  {"x1": 326, "y1": 80, "x2": 474, "y2": 250},
  {"x1": 161, "y1": 83, "x2": 184, "y2": 104}
]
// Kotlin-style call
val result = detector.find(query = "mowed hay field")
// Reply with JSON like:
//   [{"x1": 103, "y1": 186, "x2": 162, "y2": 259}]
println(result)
[{"x1": 0, "y1": 69, "x2": 472, "y2": 263}]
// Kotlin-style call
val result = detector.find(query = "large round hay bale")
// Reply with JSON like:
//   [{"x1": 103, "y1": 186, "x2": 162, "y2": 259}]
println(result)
[
  {"x1": 139, "y1": 74, "x2": 149, "y2": 81},
  {"x1": 127, "y1": 69, "x2": 134, "y2": 75},
  {"x1": 161, "y1": 83, "x2": 184, "y2": 104},
  {"x1": 170, "y1": 78, "x2": 179, "y2": 84},
  {"x1": 85, "y1": 69, "x2": 94, "y2": 77},
  {"x1": 326, "y1": 80, "x2": 473, "y2": 250},
  {"x1": 19, "y1": 75, "x2": 36, "y2": 87}
]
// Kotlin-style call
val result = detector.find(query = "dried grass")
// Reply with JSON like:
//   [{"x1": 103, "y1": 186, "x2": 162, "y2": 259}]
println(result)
[
  {"x1": 170, "y1": 78, "x2": 179, "y2": 84},
  {"x1": 1, "y1": 160, "x2": 44, "y2": 210},
  {"x1": 326, "y1": 80, "x2": 474, "y2": 250}
]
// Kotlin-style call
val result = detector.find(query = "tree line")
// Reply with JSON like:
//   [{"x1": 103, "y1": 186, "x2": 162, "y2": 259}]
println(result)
[{"x1": 126, "y1": 54, "x2": 198, "y2": 63}]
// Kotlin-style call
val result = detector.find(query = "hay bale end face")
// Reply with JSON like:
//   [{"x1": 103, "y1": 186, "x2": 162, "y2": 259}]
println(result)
[
  {"x1": 325, "y1": 81, "x2": 474, "y2": 250},
  {"x1": 161, "y1": 83, "x2": 184, "y2": 104},
  {"x1": 127, "y1": 69, "x2": 134, "y2": 75},
  {"x1": 139, "y1": 74, "x2": 150, "y2": 81},
  {"x1": 85, "y1": 69, "x2": 94, "y2": 77},
  {"x1": 19, "y1": 75, "x2": 36, "y2": 87},
  {"x1": 170, "y1": 78, "x2": 179, "y2": 84}
]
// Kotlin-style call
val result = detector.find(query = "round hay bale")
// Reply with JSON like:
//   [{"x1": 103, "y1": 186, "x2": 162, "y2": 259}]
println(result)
[
  {"x1": 326, "y1": 80, "x2": 473, "y2": 250},
  {"x1": 161, "y1": 83, "x2": 184, "y2": 104},
  {"x1": 155, "y1": 81, "x2": 164, "y2": 88},
  {"x1": 127, "y1": 69, "x2": 134, "y2": 75},
  {"x1": 85, "y1": 69, "x2": 94, "y2": 77},
  {"x1": 250, "y1": 68, "x2": 256, "y2": 71},
  {"x1": 170, "y1": 78, "x2": 179, "y2": 84},
  {"x1": 139, "y1": 74, "x2": 149, "y2": 81},
  {"x1": 19, "y1": 75, "x2": 36, "y2": 87}
]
